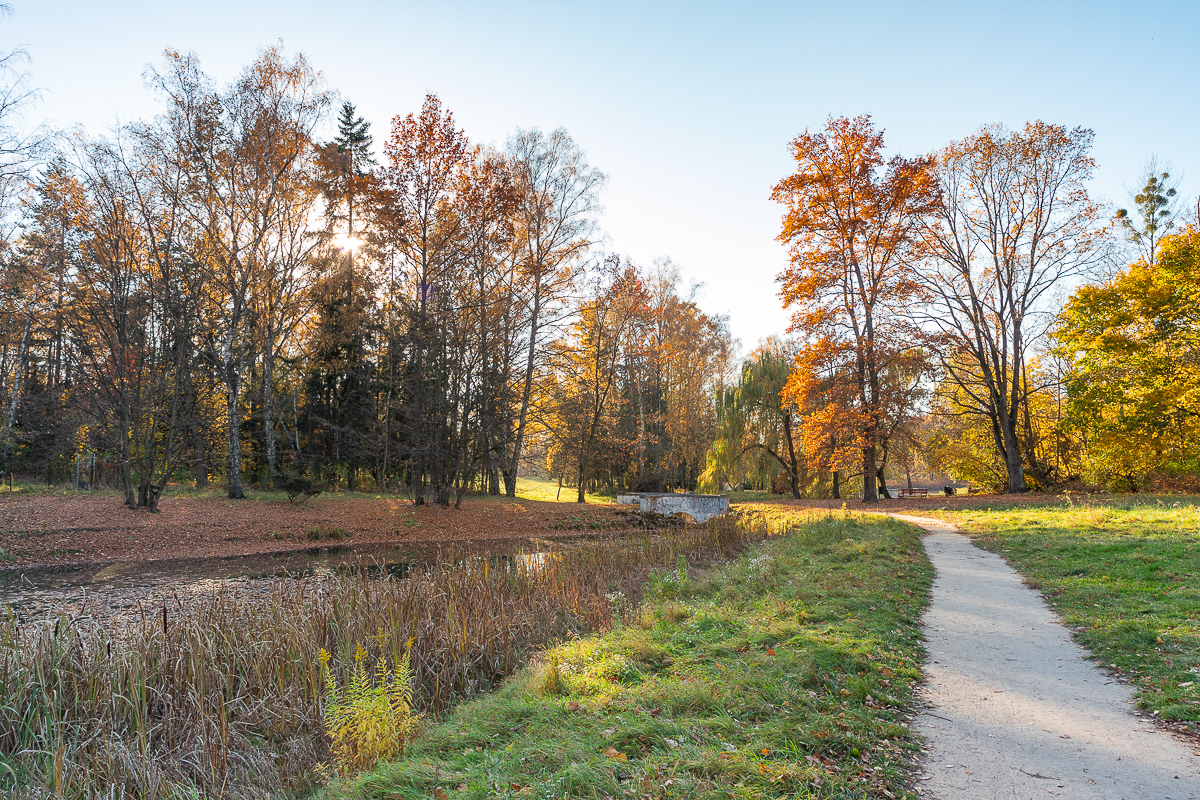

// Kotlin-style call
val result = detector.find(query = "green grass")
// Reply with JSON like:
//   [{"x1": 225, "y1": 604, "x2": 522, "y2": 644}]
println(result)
[
  {"x1": 319, "y1": 512, "x2": 933, "y2": 799},
  {"x1": 942, "y1": 499, "x2": 1200, "y2": 727},
  {"x1": 514, "y1": 477, "x2": 616, "y2": 504}
]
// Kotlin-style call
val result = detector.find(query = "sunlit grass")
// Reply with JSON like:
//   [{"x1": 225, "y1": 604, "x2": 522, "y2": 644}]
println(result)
[
  {"x1": 936, "y1": 498, "x2": 1200, "y2": 728},
  {"x1": 321, "y1": 512, "x2": 934, "y2": 799},
  {"x1": 514, "y1": 476, "x2": 616, "y2": 504}
]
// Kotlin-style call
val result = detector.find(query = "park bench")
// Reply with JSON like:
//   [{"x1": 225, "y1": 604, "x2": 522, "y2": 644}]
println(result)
[{"x1": 897, "y1": 488, "x2": 928, "y2": 498}]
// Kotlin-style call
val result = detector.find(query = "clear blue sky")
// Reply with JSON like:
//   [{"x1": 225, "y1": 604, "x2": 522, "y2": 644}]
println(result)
[{"x1": 9, "y1": 1, "x2": 1199, "y2": 350}]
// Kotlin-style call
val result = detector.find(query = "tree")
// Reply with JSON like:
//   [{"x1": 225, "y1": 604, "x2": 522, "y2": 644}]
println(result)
[
  {"x1": 700, "y1": 339, "x2": 807, "y2": 498},
  {"x1": 373, "y1": 93, "x2": 471, "y2": 505},
  {"x1": 454, "y1": 146, "x2": 518, "y2": 496},
  {"x1": 538, "y1": 258, "x2": 643, "y2": 502},
  {"x1": 0, "y1": 3, "x2": 45, "y2": 188},
  {"x1": 772, "y1": 115, "x2": 938, "y2": 503},
  {"x1": 318, "y1": 100, "x2": 376, "y2": 236},
  {"x1": 148, "y1": 46, "x2": 331, "y2": 499},
  {"x1": 920, "y1": 122, "x2": 1105, "y2": 494},
  {"x1": 1115, "y1": 158, "x2": 1179, "y2": 266},
  {"x1": 503, "y1": 129, "x2": 604, "y2": 497},
  {"x1": 1055, "y1": 226, "x2": 1200, "y2": 491},
  {"x1": 622, "y1": 263, "x2": 731, "y2": 492}
]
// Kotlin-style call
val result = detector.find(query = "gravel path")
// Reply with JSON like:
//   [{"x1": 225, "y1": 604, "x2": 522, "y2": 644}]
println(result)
[{"x1": 892, "y1": 513, "x2": 1200, "y2": 800}]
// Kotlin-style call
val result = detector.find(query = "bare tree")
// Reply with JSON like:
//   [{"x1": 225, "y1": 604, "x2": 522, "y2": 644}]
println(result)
[
  {"x1": 919, "y1": 122, "x2": 1106, "y2": 493},
  {"x1": 503, "y1": 128, "x2": 604, "y2": 496}
]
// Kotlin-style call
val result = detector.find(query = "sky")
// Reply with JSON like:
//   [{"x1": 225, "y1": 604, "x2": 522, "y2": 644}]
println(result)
[{"x1": 6, "y1": 0, "x2": 1199, "y2": 351}]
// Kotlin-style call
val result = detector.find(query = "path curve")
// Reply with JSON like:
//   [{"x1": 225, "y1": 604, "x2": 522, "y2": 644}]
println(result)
[{"x1": 888, "y1": 513, "x2": 1200, "y2": 799}]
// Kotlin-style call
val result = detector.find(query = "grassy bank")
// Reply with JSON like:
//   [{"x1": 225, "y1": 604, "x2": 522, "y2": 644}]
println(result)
[
  {"x1": 941, "y1": 499, "x2": 1200, "y2": 729},
  {"x1": 322, "y1": 512, "x2": 933, "y2": 800},
  {"x1": 0, "y1": 517, "x2": 764, "y2": 798}
]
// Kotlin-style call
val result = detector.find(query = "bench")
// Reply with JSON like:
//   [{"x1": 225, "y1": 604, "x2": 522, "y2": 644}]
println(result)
[{"x1": 897, "y1": 488, "x2": 928, "y2": 498}]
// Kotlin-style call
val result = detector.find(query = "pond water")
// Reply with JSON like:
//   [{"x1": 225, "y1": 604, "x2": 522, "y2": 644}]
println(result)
[{"x1": 0, "y1": 538, "x2": 568, "y2": 620}]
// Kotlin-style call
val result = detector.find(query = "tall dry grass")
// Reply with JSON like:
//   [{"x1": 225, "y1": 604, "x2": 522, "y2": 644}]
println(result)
[{"x1": 0, "y1": 512, "x2": 771, "y2": 798}]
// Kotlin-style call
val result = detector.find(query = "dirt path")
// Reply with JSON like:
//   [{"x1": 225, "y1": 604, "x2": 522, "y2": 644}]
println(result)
[{"x1": 891, "y1": 513, "x2": 1200, "y2": 799}]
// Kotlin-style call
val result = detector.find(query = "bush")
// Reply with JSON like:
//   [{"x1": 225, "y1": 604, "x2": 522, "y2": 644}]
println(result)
[
  {"x1": 321, "y1": 640, "x2": 420, "y2": 773},
  {"x1": 277, "y1": 471, "x2": 322, "y2": 504}
]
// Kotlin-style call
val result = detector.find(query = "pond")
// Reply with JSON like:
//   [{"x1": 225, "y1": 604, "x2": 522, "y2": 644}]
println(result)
[{"x1": 0, "y1": 537, "x2": 570, "y2": 622}]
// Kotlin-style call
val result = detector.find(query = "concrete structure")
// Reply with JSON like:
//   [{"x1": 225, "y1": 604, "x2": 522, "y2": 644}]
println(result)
[{"x1": 615, "y1": 492, "x2": 729, "y2": 523}]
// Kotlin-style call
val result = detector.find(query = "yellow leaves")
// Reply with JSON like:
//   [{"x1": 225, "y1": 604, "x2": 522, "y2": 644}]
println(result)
[
  {"x1": 320, "y1": 638, "x2": 421, "y2": 774},
  {"x1": 603, "y1": 746, "x2": 627, "y2": 761}
]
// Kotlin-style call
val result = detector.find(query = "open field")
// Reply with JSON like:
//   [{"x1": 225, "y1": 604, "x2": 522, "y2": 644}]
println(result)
[
  {"x1": 0, "y1": 478, "x2": 627, "y2": 568},
  {"x1": 322, "y1": 512, "x2": 933, "y2": 800},
  {"x1": 926, "y1": 499, "x2": 1200, "y2": 735}
]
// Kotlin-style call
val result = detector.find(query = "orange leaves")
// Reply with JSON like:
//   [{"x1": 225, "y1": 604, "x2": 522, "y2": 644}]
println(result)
[
  {"x1": 772, "y1": 116, "x2": 936, "y2": 485},
  {"x1": 603, "y1": 746, "x2": 627, "y2": 761}
]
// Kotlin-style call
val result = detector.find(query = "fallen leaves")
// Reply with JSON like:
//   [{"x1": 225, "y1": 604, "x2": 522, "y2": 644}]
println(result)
[
  {"x1": 602, "y1": 746, "x2": 627, "y2": 761},
  {"x1": 0, "y1": 494, "x2": 638, "y2": 568}
]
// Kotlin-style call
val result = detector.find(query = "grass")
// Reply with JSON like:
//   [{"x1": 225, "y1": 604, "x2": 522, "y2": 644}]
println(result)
[
  {"x1": 0, "y1": 513, "x2": 767, "y2": 798},
  {"x1": 319, "y1": 511, "x2": 933, "y2": 800},
  {"x1": 938, "y1": 498, "x2": 1200, "y2": 729},
  {"x1": 514, "y1": 477, "x2": 616, "y2": 504}
]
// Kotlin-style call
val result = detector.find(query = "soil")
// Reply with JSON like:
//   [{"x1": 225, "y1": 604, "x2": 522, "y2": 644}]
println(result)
[{"x1": 0, "y1": 491, "x2": 639, "y2": 569}]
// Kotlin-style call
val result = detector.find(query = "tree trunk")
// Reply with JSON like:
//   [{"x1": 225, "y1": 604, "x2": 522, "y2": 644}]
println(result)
[
  {"x1": 193, "y1": 415, "x2": 208, "y2": 487},
  {"x1": 263, "y1": 353, "x2": 277, "y2": 479},
  {"x1": 227, "y1": 383, "x2": 245, "y2": 499},
  {"x1": 782, "y1": 411, "x2": 802, "y2": 500},
  {"x1": 876, "y1": 465, "x2": 892, "y2": 500},
  {"x1": 507, "y1": 285, "x2": 543, "y2": 497},
  {"x1": 1, "y1": 293, "x2": 36, "y2": 471},
  {"x1": 833, "y1": 470, "x2": 841, "y2": 500},
  {"x1": 121, "y1": 406, "x2": 137, "y2": 509},
  {"x1": 861, "y1": 445, "x2": 878, "y2": 503},
  {"x1": 993, "y1": 407, "x2": 1027, "y2": 494},
  {"x1": 576, "y1": 453, "x2": 586, "y2": 503}
]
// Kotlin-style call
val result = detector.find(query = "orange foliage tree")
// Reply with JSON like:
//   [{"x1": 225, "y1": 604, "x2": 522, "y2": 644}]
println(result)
[{"x1": 772, "y1": 116, "x2": 937, "y2": 502}]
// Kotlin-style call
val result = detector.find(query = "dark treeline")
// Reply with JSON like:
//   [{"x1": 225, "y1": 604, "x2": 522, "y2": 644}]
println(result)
[{"x1": 0, "y1": 47, "x2": 732, "y2": 509}]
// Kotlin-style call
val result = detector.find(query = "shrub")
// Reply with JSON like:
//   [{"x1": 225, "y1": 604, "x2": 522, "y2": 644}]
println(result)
[
  {"x1": 277, "y1": 471, "x2": 323, "y2": 504},
  {"x1": 321, "y1": 640, "x2": 420, "y2": 773},
  {"x1": 646, "y1": 555, "x2": 690, "y2": 599}
]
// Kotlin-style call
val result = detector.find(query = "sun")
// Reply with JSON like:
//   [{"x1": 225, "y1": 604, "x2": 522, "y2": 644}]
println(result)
[{"x1": 331, "y1": 232, "x2": 364, "y2": 251}]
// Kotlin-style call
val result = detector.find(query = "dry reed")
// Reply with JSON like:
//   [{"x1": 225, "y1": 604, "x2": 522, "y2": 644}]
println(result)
[{"x1": 0, "y1": 511, "x2": 771, "y2": 798}]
